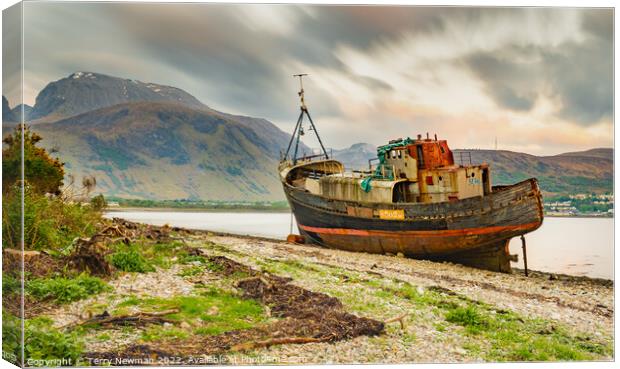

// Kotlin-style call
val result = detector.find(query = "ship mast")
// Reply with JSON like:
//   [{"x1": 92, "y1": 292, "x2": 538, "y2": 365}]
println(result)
[{"x1": 283, "y1": 74, "x2": 329, "y2": 164}]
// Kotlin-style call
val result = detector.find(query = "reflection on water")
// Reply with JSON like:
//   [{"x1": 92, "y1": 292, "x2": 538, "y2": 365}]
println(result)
[{"x1": 105, "y1": 211, "x2": 613, "y2": 280}]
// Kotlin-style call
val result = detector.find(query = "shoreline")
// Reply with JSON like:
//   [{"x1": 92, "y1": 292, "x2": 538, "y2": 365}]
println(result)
[
  {"x1": 104, "y1": 207, "x2": 291, "y2": 213},
  {"x1": 104, "y1": 217, "x2": 615, "y2": 284},
  {"x1": 105, "y1": 207, "x2": 613, "y2": 218}
]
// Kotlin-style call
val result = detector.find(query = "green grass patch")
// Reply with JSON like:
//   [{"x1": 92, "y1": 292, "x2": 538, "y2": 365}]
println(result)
[
  {"x1": 26, "y1": 274, "x2": 110, "y2": 304},
  {"x1": 109, "y1": 248, "x2": 154, "y2": 273},
  {"x1": 178, "y1": 265, "x2": 204, "y2": 277},
  {"x1": 115, "y1": 288, "x2": 268, "y2": 340},
  {"x1": 445, "y1": 306, "x2": 490, "y2": 334}
]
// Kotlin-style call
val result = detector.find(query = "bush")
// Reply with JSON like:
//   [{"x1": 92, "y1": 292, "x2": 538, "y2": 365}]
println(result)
[
  {"x1": 2, "y1": 186, "x2": 100, "y2": 252},
  {"x1": 2, "y1": 314, "x2": 83, "y2": 366},
  {"x1": 2, "y1": 312, "x2": 21, "y2": 365},
  {"x1": 26, "y1": 274, "x2": 110, "y2": 304},
  {"x1": 90, "y1": 194, "x2": 107, "y2": 211},
  {"x1": 3, "y1": 124, "x2": 64, "y2": 195},
  {"x1": 3, "y1": 274, "x2": 21, "y2": 295},
  {"x1": 109, "y1": 247, "x2": 155, "y2": 273},
  {"x1": 24, "y1": 317, "x2": 83, "y2": 366}
]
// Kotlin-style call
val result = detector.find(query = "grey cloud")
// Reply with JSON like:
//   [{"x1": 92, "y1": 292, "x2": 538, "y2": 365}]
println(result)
[
  {"x1": 3, "y1": 3, "x2": 22, "y2": 107},
  {"x1": 464, "y1": 9, "x2": 612, "y2": 125},
  {"x1": 582, "y1": 8, "x2": 613, "y2": 41},
  {"x1": 544, "y1": 36, "x2": 613, "y2": 124},
  {"x1": 465, "y1": 50, "x2": 539, "y2": 111}
]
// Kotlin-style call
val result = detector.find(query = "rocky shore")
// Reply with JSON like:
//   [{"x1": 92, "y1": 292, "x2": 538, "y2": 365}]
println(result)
[{"x1": 38, "y1": 221, "x2": 614, "y2": 364}]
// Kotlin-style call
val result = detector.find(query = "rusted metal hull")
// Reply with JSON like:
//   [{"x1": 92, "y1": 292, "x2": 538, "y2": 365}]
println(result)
[{"x1": 282, "y1": 178, "x2": 543, "y2": 272}]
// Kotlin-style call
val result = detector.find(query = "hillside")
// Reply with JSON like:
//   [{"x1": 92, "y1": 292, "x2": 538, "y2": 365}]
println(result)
[
  {"x1": 457, "y1": 149, "x2": 613, "y2": 195},
  {"x1": 33, "y1": 101, "x2": 285, "y2": 200}
]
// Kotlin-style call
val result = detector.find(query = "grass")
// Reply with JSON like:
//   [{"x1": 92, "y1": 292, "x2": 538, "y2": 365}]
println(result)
[
  {"x1": 26, "y1": 274, "x2": 110, "y2": 304},
  {"x1": 445, "y1": 306, "x2": 489, "y2": 334},
  {"x1": 114, "y1": 287, "x2": 269, "y2": 342},
  {"x1": 108, "y1": 239, "x2": 191, "y2": 272},
  {"x1": 243, "y1": 255, "x2": 612, "y2": 362},
  {"x1": 178, "y1": 265, "x2": 204, "y2": 277}
]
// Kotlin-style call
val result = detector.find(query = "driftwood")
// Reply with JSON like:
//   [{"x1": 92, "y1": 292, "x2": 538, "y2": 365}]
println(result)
[
  {"x1": 384, "y1": 312, "x2": 408, "y2": 329},
  {"x1": 72, "y1": 309, "x2": 180, "y2": 329},
  {"x1": 231, "y1": 336, "x2": 324, "y2": 351}
]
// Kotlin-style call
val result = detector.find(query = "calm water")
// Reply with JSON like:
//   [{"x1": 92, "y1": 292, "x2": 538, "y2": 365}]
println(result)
[{"x1": 105, "y1": 211, "x2": 614, "y2": 280}]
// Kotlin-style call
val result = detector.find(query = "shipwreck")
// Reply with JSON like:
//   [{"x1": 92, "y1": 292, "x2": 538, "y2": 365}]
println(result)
[{"x1": 279, "y1": 75, "x2": 543, "y2": 273}]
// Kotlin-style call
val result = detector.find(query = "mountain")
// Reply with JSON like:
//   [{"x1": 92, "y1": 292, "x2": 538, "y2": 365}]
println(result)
[
  {"x1": 10, "y1": 104, "x2": 33, "y2": 122},
  {"x1": 2, "y1": 96, "x2": 17, "y2": 122},
  {"x1": 332, "y1": 142, "x2": 376, "y2": 170},
  {"x1": 33, "y1": 101, "x2": 285, "y2": 200},
  {"x1": 14, "y1": 72, "x2": 314, "y2": 201},
  {"x1": 29, "y1": 72, "x2": 206, "y2": 121}
]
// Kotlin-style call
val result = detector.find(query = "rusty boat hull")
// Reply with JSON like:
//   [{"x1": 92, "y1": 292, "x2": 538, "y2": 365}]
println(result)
[{"x1": 282, "y1": 177, "x2": 544, "y2": 272}]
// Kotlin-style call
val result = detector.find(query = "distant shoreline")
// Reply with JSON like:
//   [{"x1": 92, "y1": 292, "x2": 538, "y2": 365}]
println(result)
[{"x1": 104, "y1": 207, "x2": 291, "y2": 213}]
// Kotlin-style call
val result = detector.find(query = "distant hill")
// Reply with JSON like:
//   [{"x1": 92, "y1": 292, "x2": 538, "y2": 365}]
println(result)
[
  {"x1": 556, "y1": 148, "x2": 612, "y2": 159},
  {"x1": 333, "y1": 143, "x2": 612, "y2": 195},
  {"x1": 332, "y1": 142, "x2": 376, "y2": 170},
  {"x1": 10, "y1": 104, "x2": 33, "y2": 122}
]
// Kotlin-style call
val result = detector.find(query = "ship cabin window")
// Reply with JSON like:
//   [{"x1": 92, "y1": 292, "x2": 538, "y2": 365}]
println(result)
[
  {"x1": 397, "y1": 150, "x2": 402, "y2": 159},
  {"x1": 391, "y1": 150, "x2": 397, "y2": 159}
]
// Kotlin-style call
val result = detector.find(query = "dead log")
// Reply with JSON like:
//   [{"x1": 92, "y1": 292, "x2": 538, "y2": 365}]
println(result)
[{"x1": 231, "y1": 336, "x2": 324, "y2": 351}]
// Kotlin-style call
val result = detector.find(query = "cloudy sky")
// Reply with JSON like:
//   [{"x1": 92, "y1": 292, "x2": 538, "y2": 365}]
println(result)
[{"x1": 4, "y1": 3, "x2": 614, "y2": 154}]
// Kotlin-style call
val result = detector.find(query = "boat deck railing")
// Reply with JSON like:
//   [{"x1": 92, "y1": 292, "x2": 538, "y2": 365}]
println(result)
[
  {"x1": 279, "y1": 149, "x2": 334, "y2": 163},
  {"x1": 456, "y1": 151, "x2": 472, "y2": 166}
]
